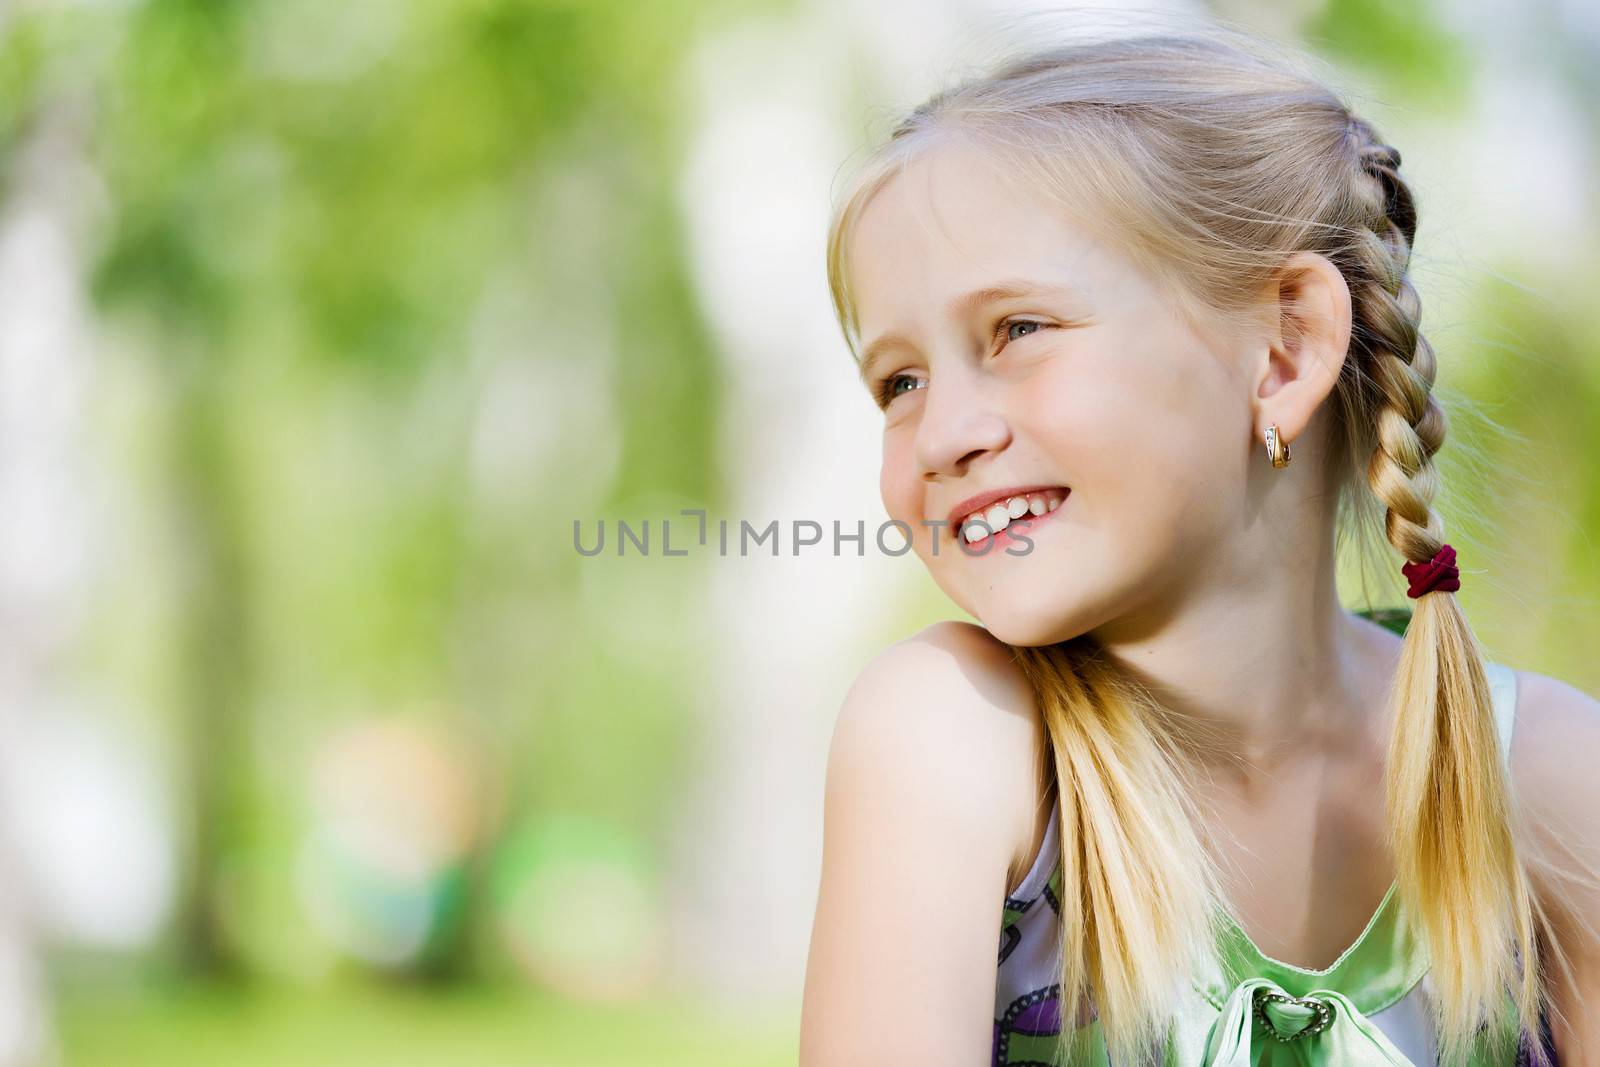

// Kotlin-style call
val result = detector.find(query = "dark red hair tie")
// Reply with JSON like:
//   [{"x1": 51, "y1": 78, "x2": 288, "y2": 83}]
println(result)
[{"x1": 1402, "y1": 543, "x2": 1461, "y2": 599}]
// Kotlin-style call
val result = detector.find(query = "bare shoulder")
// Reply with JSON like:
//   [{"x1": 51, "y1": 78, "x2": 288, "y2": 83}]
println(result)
[
  {"x1": 1507, "y1": 667, "x2": 1600, "y2": 1053},
  {"x1": 1506, "y1": 667, "x2": 1600, "y2": 924},
  {"x1": 1507, "y1": 666, "x2": 1600, "y2": 830},
  {"x1": 801, "y1": 620, "x2": 1047, "y2": 1064},
  {"x1": 830, "y1": 620, "x2": 1045, "y2": 874},
  {"x1": 847, "y1": 618, "x2": 1036, "y2": 724}
]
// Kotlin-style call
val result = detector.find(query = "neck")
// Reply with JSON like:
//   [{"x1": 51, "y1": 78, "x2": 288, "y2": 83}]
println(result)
[{"x1": 1085, "y1": 519, "x2": 1404, "y2": 792}]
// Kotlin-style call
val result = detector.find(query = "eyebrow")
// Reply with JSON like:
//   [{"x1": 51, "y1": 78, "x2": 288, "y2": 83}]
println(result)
[{"x1": 855, "y1": 279, "x2": 1085, "y2": 388}]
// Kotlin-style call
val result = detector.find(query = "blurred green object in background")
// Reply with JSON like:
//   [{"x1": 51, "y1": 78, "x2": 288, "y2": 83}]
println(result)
[
  {"x1": 489, "y1": 812, "x2": 664, "y2": 1000},
  {"x1": 1354, "y1": 606, "x2": 1413, "y2": 637}
]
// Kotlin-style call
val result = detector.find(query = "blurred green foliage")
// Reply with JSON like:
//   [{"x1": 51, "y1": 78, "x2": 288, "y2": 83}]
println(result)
[
  {"x1": 1305, "y1": 0, "x2": 1472, "y2": 109},
  {"x1": 3, "y1": 0, "x2": 771, "y2": 986},
  {"x1": 58, "y1": 983, "x2": 796, "y2": 1067}
]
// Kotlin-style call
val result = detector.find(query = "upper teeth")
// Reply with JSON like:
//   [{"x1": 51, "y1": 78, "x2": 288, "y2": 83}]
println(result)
[{"x1": 960, "y1": 491, "x2": 1065, "y2": 543}]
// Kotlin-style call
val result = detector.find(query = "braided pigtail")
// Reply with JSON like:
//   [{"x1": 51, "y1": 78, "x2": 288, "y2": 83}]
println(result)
[{"x1": 1345, "y1": 117, "x2": 1546, "y2": 1066}]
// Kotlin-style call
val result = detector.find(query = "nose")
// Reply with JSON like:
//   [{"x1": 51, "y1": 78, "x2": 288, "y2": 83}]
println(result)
[{"x1": 913, "y1": 375, "x2": 1012, "y2": 480}]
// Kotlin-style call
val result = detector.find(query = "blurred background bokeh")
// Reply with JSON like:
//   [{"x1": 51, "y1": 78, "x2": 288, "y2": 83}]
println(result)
[{"x1": 0, "y1": 0, "x2": 1594, "y2": 1063}]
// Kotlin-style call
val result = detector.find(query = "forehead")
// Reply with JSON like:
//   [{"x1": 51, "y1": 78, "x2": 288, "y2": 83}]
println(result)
[{"x1": 847, "y1": 140, "x2": 1135, "y2": 333}]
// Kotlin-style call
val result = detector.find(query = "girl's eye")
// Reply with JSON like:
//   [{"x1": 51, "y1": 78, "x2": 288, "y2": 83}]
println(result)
[
  {"x1": 1001, "y1": 317, "x2": 1046, "y2": 344},
  {"x1": 873, "y1": 319, "x2": 1047, "y2": 410},
  {"x1": 876, "y1": 372, "x2": 925, "y2": 409}
]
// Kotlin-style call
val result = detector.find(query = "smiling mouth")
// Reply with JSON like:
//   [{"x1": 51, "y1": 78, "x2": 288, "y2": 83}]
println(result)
[{"x1": 956, "y1": 488, "x2": 1069, "y2": 548}]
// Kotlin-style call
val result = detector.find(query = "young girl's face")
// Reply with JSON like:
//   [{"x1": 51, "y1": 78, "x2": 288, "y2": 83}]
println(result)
[{"x1": 848, "y1": 140, "x2": 1261, "y2": 646}]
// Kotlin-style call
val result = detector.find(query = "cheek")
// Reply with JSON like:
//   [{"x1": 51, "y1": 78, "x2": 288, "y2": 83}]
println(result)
[
  {"x1": 878, "y1": 431, "x2": 919, "y2": 521},
  {"x1": 880, "y1": 429, "x2": 949, "y2": 560},
  {"x1": 1011, "y1": 354, "x2": 1124, "y2": 460},
  {"x1": 1017, "y1": 338, "x2": 1236, "y2": 513}
]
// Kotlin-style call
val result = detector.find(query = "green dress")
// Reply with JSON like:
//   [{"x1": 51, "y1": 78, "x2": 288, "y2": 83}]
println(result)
[{"x1": 993, "y1": 654, "x2": 1555, "y2": 1065}]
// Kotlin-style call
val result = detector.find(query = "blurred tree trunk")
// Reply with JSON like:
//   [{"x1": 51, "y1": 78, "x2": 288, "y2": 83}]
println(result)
[{"x1": 168, "y1": 360, "x2": 254, "y2": 978}]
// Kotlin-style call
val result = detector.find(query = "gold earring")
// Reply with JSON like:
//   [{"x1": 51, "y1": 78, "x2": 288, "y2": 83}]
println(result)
[{"x1": 1264, "y1": 424, "x2": 1291, "y2": 468}]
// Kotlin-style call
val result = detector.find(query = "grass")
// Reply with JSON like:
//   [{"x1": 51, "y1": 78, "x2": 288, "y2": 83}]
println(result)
[{"x1": 57, "y1": 981, "x2": 799, "y2": 1067}]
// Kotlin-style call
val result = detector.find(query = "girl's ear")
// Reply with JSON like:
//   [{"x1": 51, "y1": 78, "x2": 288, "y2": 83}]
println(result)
[{"x1": 1249, "y1": 250, "x2": 1353, "y2": 447}]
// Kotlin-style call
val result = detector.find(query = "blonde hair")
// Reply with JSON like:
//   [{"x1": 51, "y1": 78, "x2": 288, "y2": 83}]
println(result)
[{"x1": 825, "y1": 21, "x2": 1570, "y2": 1067}]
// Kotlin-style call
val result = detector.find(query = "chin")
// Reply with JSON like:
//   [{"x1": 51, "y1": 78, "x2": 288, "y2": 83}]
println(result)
[
  {"x1": 980, "y1": 619, "x2": 1070, "y2": 648},
  {"x1": 970, "y1": 588, "x2": 1082, "y2": 648}
]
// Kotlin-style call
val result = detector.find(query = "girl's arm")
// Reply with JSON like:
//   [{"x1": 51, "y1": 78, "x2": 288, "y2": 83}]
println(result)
[
  {"x1": 800, "y1": 622, "x2": 1042, "y2": 1067},
  {"x1": 1512, "y1": 670, "x2": 1600, "y2": 1065}
]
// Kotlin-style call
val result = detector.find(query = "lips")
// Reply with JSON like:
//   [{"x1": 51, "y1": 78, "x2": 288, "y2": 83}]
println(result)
[
  {"x1": 957, "y1": 490, "x2": 1068, "y2": 551},
  {"x1": 945, "y1": 484, "x2": 1071, "y2": 532},
  {"x1": 946, "y1": 487, "x2": 1069, "y2": 545}
]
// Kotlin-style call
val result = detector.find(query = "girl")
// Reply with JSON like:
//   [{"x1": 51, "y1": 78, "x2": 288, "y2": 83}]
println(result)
[{"x1": 799, "y1": 24, "x2": 1600, "y2": 1067}]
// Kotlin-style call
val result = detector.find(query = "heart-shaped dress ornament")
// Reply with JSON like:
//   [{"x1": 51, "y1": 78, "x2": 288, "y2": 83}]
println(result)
[{"x1": 1253, "y1": 989, "x2": 1334, "y2": 1041}]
